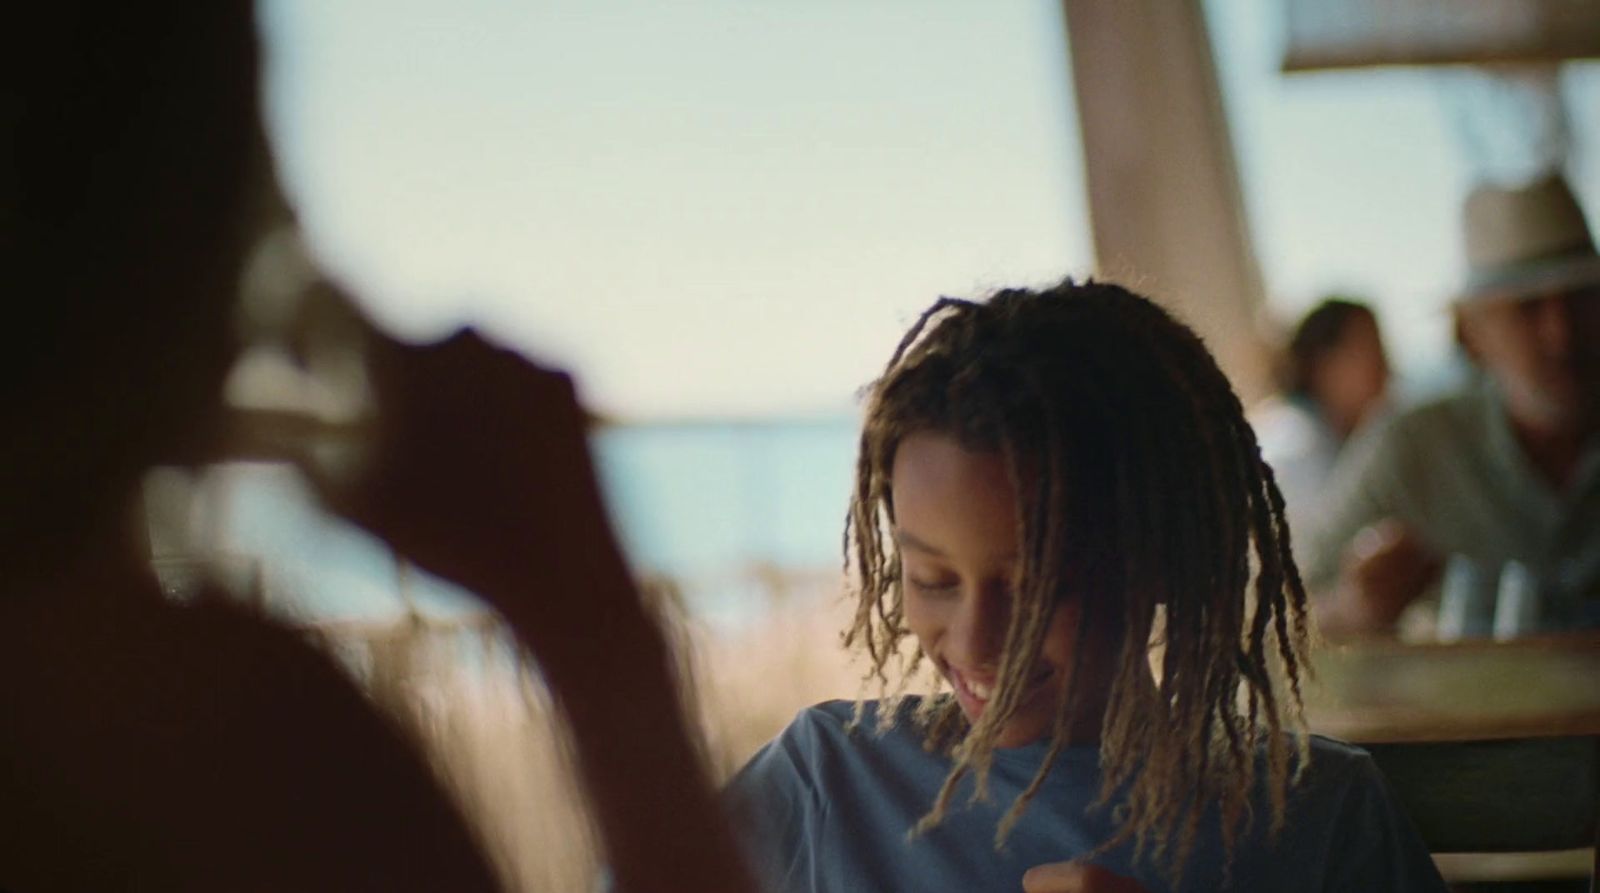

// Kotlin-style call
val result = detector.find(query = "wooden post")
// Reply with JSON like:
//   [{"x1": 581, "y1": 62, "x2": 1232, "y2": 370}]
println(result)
[{"x1": 1062, "y1": 0, "x2": 1274, "y2": 403}]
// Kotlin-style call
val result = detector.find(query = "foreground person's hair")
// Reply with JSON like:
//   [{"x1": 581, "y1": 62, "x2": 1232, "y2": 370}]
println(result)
[{"x1": 844, "y1": 280, "x2": 1311, "y2": 885}]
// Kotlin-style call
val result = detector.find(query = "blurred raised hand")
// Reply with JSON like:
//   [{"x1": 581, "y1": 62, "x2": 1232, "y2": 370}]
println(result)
[
  {"x1": 304, "y1": 323, "x2": 640, "y2": 668},
  {"x1": 302, "y1": 319, "x2": 760, "y2": 893}
]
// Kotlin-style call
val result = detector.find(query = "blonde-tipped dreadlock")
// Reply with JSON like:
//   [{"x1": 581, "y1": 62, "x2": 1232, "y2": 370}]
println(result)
[{"x1": 842, "y1": 280, "x2": 1311, "y2": 887}]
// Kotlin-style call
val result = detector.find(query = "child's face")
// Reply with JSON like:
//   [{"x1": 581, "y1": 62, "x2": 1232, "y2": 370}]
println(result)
[{"x1": 891, "y1": 431, "x2": 1112, "y2": 747}]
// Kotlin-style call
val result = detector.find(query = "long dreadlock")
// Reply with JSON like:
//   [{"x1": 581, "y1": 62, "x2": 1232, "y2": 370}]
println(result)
[{"x1": 842, "y1": 280, "x2": 1311, "y2": 887}]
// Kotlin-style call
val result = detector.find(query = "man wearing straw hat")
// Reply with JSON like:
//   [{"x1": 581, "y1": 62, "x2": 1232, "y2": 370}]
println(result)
[{"x1": 1308, "y1": 175, "x2": 1600, "y2": 637}]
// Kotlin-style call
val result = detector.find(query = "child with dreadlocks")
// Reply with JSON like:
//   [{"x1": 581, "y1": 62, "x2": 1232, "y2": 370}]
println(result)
[{"x1": 725, "y1": 281, "x2": 1447, "y2": 892}]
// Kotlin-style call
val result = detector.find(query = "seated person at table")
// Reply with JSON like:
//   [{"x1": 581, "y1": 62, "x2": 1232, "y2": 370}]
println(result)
[
  {"x1": 1, "y1": 6, "x2": 754, "y2": 891},
  {"x1": 1253, "y1": 297, "x2": 1391, "y2": 560},
  {"x1": 727, "y1": 283, "x2": 1446, "y2": 892},
  {"x1": 1306, "y1": 176, "x2": 1600, "y2": 637}
]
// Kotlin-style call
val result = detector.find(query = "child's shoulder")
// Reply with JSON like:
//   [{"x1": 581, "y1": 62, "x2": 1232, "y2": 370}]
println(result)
[
  {"x1": 1299, "y1": 733, "x2": 1385, "y2": 789},
  {"x1": 760, "y1": 696, "x2": 948, "y2": 774},
  {"x1": 1304, "y1": 732, "x2": 1376, "y2": 767},
  {"x1": 789, "y1": 698, "x2": 862, "y2": 731},
  {"x1": 1248, "y1": 735, "x2": 1449, "y2": 890},
  {"x1": 778, "y1": 697, "x2": 926, "y2": 747},
  {"x1": 1273, "y1": 734, "x2": 1416, "y2": 848},
  {"x1": 730, "y1": 698, "x2": 934, "y2": 803}
]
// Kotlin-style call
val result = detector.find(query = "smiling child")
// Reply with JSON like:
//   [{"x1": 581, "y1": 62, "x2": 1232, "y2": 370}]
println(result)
[{"x1": 726, "y1": 281, "x2": 1447, "y2": 893}]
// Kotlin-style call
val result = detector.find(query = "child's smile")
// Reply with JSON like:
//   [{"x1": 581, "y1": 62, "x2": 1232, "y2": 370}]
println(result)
[{"x1": 945, "y1": 661, "x2": 1057, "y2": 727}]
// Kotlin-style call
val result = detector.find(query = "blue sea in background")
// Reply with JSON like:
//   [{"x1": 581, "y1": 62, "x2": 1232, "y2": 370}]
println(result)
[
  {"x1": 595, "y1": 418, "x2": 856, "y2": 577},
  {"x1": 210, "y1": 417, "x2": 860, "y2": 632}
]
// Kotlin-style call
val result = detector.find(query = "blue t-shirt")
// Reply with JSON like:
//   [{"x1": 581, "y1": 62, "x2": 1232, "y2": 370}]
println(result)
[{"x1": 726, "y1": 699, "x2": 1448, "y2": 893}]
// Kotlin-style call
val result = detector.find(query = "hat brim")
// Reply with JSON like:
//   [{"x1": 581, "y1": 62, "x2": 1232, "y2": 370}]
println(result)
[{"x1": 1456, "y1": 253, "x2": 1600, "y2": 304}]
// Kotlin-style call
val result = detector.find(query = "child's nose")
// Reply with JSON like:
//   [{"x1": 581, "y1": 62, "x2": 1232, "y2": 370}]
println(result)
[{"x1": 949, "y1": 585, "x2": 1010, "y2": 670}]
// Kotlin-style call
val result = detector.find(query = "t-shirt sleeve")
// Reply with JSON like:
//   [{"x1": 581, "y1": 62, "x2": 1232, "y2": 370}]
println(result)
[
  {"x1": 1321, "y1": 753, "x2": 1450, "y2": 893},
  {"x1": 724, "y1": 711, "x2": 826, "y2": 893}
]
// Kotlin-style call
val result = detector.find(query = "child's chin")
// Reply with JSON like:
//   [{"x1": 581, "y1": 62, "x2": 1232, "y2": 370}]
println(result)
[{"x1": 990, "y1": 714, "x2": 1051, "y2": 749}]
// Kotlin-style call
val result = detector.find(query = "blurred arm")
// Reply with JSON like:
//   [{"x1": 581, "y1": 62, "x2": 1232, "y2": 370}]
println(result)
[
  {"x1": 316, "y1": 328, "x2": 758, "y2": 893},
  {"x1": 1303, "y1": 419, "x2": 1438, "y2": 637}
]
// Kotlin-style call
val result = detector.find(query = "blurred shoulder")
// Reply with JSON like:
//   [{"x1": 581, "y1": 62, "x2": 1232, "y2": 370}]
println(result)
[
  {"x1": 0, "y1": 585, "x2": 497, "y2": 891},
  {"x1": 1362, "y1": 387, "x2": 1485, "y2": 448},
  {"x1": 1251, "y1": 396, "x2": 1330, "y2": 460}
]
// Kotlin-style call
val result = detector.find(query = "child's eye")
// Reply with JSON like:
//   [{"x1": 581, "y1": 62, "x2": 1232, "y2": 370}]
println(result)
[{"x1": 906, "y1": 577, "x2": 958, "y2": 595}]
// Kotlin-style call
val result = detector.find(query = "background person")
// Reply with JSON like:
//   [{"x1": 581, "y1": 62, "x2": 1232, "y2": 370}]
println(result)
[
  {"x1": 1306, "y1": 175, "x2": 1600, "y2": 637},
  {"x1": 1253, "y1": 297, "x2": 1391, "y2": 557}
]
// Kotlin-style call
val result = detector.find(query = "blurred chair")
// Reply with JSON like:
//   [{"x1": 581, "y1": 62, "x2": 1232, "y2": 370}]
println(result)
[{"x1": 1367, "y1": 735, "x2": 1598, "y2": 892}]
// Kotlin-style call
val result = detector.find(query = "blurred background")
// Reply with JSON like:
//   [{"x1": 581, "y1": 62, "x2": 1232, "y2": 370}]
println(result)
[
  {"x1": 141, "y1": 1, "x2": 1597, "y2": 887},
  {"x1": 218, "y1": 0, "x2": 1600, "y2": 625}
]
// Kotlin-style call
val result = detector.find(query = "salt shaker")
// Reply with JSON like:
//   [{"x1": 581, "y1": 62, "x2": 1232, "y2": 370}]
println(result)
[
  {"x1": 1438, "y1": 554, "x2": 1496, "y2": 640},
  {"x1": 1492, "y1": 560, "x2": 1540, "y2": 640}
]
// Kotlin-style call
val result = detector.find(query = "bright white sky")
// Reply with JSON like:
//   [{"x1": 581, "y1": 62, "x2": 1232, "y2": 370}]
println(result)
[{"x1": 258, "y1": 0, "x2": 1599, "y2": 420}]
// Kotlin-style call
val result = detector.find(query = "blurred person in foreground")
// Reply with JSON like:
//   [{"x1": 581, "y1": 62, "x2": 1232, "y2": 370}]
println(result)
[
  {"x1": 1252, "y1": 297, "x2": 1391, "y2": 560},
  {"x1": 1306, "y1": 175, "x2": 1600, "y2": 638},
  {"x1": 0, "y1": 5, "x2": 754, "y2": 891}
]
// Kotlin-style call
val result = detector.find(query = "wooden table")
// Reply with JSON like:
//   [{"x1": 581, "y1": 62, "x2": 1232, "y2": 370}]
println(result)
[
  {"x1": 1303, "y1": 632, "x2": 1600, "y2": 744},
  {"x1": 1302, "y1": 633, "x2": 1600, "y2": 884}
]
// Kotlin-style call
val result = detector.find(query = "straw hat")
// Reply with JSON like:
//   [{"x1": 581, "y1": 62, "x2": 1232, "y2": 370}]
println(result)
[{"x1": 1458, "y1": 175, "x2": 1600, "y2": 303}]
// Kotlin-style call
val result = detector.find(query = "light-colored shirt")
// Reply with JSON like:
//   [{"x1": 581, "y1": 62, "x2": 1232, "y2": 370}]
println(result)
[
  {"x1": 1252, "y1": 395, "x2": 1343, "y2": 567},
  {"x1": 726, "y1": 699, "x2": 1447, "y2": 893},
  {"x1": 1303, "y1": 381, "x2": 1600, "y2": 629}
]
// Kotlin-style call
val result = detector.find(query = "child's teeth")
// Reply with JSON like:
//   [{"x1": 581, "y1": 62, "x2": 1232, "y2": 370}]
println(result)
[{"x1": 970, "y1": 680, "x2": 992, "y2": 700}]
